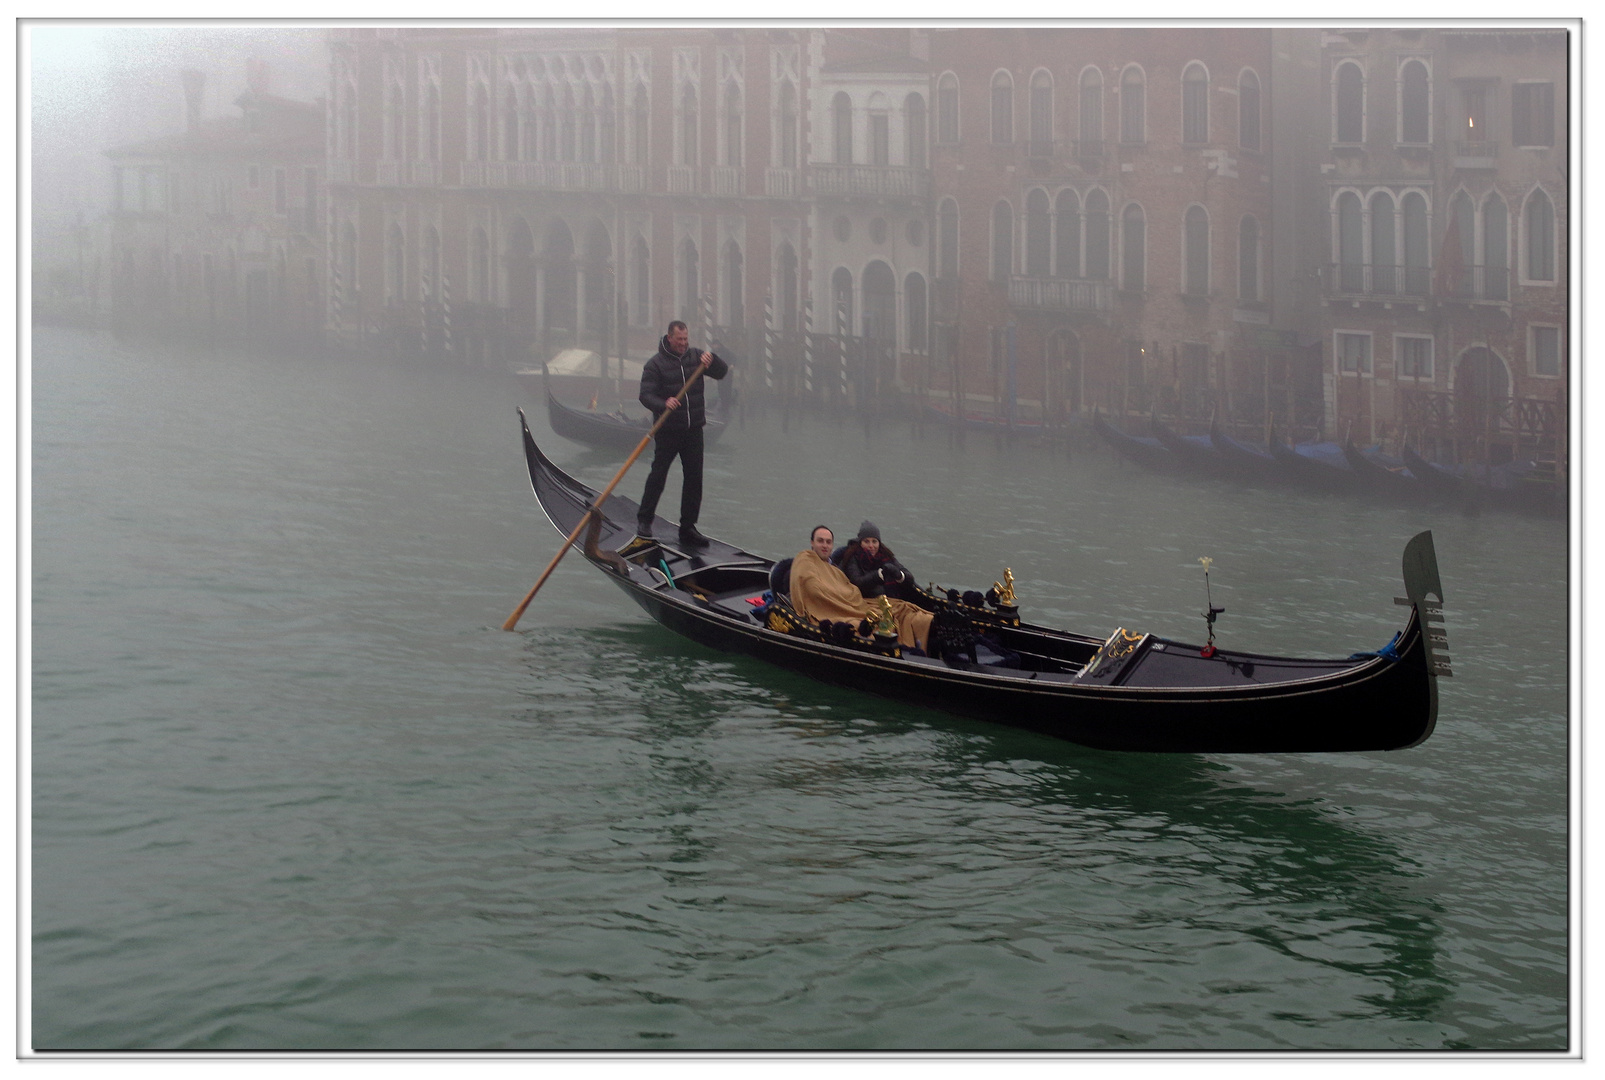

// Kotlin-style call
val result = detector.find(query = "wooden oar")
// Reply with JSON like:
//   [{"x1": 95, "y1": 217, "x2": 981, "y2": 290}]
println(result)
[{"x1": 502, "y1": 359, "x2": 711, "y2": 631}]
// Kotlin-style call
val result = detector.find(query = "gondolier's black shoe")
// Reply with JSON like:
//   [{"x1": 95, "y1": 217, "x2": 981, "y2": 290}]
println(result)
[
  {"x1": 679, "y1": 525, "x2": 711, "y2": 548},
  {"x1": 635, "y1": 519, "x2": 653, "y2": 538}
]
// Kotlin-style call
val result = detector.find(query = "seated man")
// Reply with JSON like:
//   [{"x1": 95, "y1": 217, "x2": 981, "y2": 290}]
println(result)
[
  {"x1": 789, "y1": 525, "x2": 933, "y2": 652},
  {"x1": 837, "y1": 520, "x2": 918, "y2": 601}
]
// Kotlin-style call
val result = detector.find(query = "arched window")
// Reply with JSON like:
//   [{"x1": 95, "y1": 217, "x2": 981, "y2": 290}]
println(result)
[
  {"x1": 388, "y1": 78, "x2": 408, "y2": 161},
  {"x1": 679, "y1": 84, "x2": 698, "y2": 167},
  {"x1": 1239, "y1": 70, "x2": 1260, "y2": 151},
  {"x1": 1118, "y1": 67, "x2": 1145, "y2": 147},
  {"x1": 938, "y1": 198, "x2": 959, "y2": 279},
  {"x1": 1184, "y1": 205, "x2": 1210, "y2": 295},
  {"x1": 1369, "y1": 192, "x2": 1396, "y2": 294},
  {"x1": 631, "y1": 83, "x2": 650, "y2": 165},
  {"x1": 631, "y1": 235, "x2": 650, "y2": 326},
  {"x1": 1025, "y1": 190, "x2": 1051, "y2": 276},
  {"x1": 599, "y1": 83, "x2": 615, "y2": 164},
  {"x1": 905, "y1": 272, "x2": 927, "y2": 351},
  {"x1": 723, "y1": 80, "x2": 742, "y2": 168},
  {"x1": 1056, "y1": 190, "x2": 1081, "y2": 277},
  {"x1": 1335, "y1": 61, "x2": 1364, "y2": 143},
  {"x1": 905, "y1": 93, "x2": 927, "y2": 168},
  {"x1": 1029, "y1": 70, "x2": 1053, "y2": 153},
  {"x1": 1182, "y1": 63, "x2": 1208, "y2": 144},
  {"x1": 1337, "y1": 191, "x2": 1364, "y2": 292},
  {"x1": 1239, "y1": 214, "x2": 1259, "y2": 299},
  {"x1": 1403, "y1": 192, "x2": 1430, "y2": 294},
  {"x1": 832, "y1": 92, "x2": 853, "y2": 164},
  {"x1": 1122, "y1": 203, "x2": 1145, "y2": 292},
  {"x1": 1400, "y1": 60, "x2": 1430, "y2": 144},
  {"x1": 541, "y1": 86, "x2": 558, "y2": 161},
  {"x1": 862, "y1": 261, "x2": 895, "y2": 341},
  {"x1": 1484, "y1": 193, "x2": 1508, "y2": 300},
  {"x1": 937, "y1": 73, "x2": 959, "y2": 144},
  {"x1": 1080, "y1": 68, "x2": 1103, "y2": 150},
  {"x1": 579, "y1": 84, "x2": 596, "y2": 163},
  {"x1": 473, "y1": 81, "x2": 491, "y2": 162},
  {"x1": 777, "y1": 81, "x2": 798, "y2": 168},
  {"x1": 992, "y1": 200, "x2": 1014, "y2": 279},
  {"x1": 1526, "y1": 188, "x2": 1555, "y2": 281},
  {"x1": 1085, "y1": 189, "x2": 1110, "y2": 279},
  {"x1": 722, "y1": 239, "x2": 744, "y2": 326},
  {"x1": 560, "y1": 85, "x2": 576, "y2": 162},
  {"x1": 1448, "y1": 189, "x2": 1475, "y2": 297},
  {"x1": 868, "y1": 93, "x2": 890, "y2": 166},
  {"x1": 423, "y1": 82, "x2": 441, "y2": 162},
  {"x1": 991, "y1": 71, "x2": 1014, "y2": 144}
]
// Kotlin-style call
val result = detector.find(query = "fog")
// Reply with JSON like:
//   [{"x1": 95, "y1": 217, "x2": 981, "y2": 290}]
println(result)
[{"x1": 27, "y1": 24, "x2": 327, "y2": 233}]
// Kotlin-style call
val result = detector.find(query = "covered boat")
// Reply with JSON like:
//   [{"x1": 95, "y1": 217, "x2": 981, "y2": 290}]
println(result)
[
  {"x1": 515, "y1": 410, "x2": 1451, "y2": 754},
  {"x1": 546, "y1": 387, "x2": 727, "y2": 451}
]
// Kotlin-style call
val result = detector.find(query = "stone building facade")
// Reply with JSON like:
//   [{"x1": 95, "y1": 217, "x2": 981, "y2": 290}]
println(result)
[
  {"x1": 1316, "y1": 26, "x2": 1568, "y2": 469},
  {"x1": 103, "y1": 65, "x2": 326, "y2": 349}
]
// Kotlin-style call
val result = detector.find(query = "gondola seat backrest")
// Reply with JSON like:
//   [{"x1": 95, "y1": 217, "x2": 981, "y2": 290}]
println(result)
[{"x1": 770, "y1": 557, "x2": 794, "y2": 597}]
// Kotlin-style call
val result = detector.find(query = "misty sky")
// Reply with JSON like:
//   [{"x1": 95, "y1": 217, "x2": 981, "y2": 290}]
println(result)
[{"x1": 27, "y1": 23, "x2": 328, "y2": 220}]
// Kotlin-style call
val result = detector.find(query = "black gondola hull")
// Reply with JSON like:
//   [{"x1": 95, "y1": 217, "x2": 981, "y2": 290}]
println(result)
[
  {"x1": 518, "y1": 411, "x2": 1443, "y2": 754},
  {"x1": 546, "y1": 389, "x2": 726, "y2": 451}
]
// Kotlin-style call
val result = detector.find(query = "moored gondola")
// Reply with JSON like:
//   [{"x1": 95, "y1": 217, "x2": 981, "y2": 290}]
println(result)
[
  {"x1": 1093, "y1": 410, "x2": 1182, "y2": 473},
  {"x1": 515, "y1": 410, "x2": 1449, "y2": 754},
  {"x1": 1209, "y1": 418, "x2": 1284, "y2": 485},
  {"x1": 1343, "y1": 439, "x2": 1424, "y2": 502},
  {"x1": 1151, "y1": 415, "x2": 1228, "y2": 476},
  {"x1": 1269, "y1": 427, "x2": 1359, "y2": 494},
  {"x1": 545, "y1": 387, "x2": 727, "y2": 452}
]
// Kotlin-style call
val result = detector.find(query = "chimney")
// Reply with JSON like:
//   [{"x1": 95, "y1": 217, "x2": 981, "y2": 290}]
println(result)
[{"x1": 182, "y1": 68, "x2": 205, "y2": 131}]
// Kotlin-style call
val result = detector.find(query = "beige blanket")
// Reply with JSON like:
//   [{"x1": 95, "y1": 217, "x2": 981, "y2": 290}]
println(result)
[{"x1": 789, "y1": 548, "x2": 933, "y2": 649}]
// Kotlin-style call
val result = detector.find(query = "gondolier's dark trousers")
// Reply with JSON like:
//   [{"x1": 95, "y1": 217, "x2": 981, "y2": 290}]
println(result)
[{"x1": 637, "y1": 424, "x2": 706, "y2": 528}]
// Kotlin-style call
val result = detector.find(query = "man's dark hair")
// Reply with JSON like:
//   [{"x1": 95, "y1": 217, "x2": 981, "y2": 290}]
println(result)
[
  {"x1": 667, "y1": 319, "x2": 688, "y2": 335},
  {"x1": 811, "y1": 525, "x2": 833, "y2": 542}
]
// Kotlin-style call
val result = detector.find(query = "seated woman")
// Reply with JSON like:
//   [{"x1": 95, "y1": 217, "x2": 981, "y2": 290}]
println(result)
[{"x1": 838, "y1": 520, "x2": 918, "y2": 601}]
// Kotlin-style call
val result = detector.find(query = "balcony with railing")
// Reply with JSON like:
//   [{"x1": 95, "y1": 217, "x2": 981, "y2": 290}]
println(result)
[
  {"x1": 711, "y1": 165, "x2": 744, "y2": 196},
  {"x1": 1323, "y1": 263, "x2": 1433, "y2": 299},
  {"x1": 1325, "y1": 262, "x2": 1508, "y2": 302},
  {"x1": 765, "y1": 167, "x2": 799, "y2": 198},
  {"x1": 1008, "y1": 275, "x2": 1115, "y2": 314},
  {"x1": 667, "y1": 164, "x2": 698, "y2": 194},
  {"x1": 809, "y1": 163, "x2": 930, "y2": 200}
]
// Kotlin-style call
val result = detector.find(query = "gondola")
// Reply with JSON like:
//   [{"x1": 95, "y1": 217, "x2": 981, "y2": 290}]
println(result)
[
  {"x1": 1208, "y1": 418, "x2": 1284, "y2": 485},
  {"x1": 1268, "y1": 428, "x2": 1359, "y2": 494},
  {"x1": 545, "y1": 387, "x2": 727, "y2": 451},
  {"x1": 1093, "y1": 410, "x2": 1183, "y2": 473},
  {"x1": 924, "y1": 400, "x2": 1050, "y2": 433},
  {"x1": 515, "y1": 410, "x2": 1450, "y2": 754},
  {"x1": 1342, "y1": 439, "x2": 1424, "y2": 502},
  {"x1": 1150, "y1": 415, "x2": 1228, "y2": 476},
  {"x1": 1401, "y1": 445, "x2": 1565, "y2": 518}
]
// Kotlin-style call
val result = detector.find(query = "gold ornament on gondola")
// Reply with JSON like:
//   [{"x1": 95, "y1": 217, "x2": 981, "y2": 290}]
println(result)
[
  {"x1": 873, "y1": 595, "x2": 898, "y2": 639},
  {"x1": 993, "y1": 568, "x2": 1017, "y2": 607}
]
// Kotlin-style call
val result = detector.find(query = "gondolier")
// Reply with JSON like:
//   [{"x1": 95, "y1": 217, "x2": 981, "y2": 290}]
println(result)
[{"x1": 635, "y1": 320, "x2": 729, "y2": 548}]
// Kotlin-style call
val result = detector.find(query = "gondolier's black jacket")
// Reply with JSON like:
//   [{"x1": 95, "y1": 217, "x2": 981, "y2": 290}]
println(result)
[{"x1": 639, "y1": 336, "x2": 729, "y2": 431}]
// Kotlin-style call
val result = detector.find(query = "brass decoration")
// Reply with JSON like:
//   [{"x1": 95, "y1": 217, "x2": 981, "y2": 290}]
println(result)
[
  {"x1": 993, "y1": 568, "x2": 1017, "y2": 606},
  {"x1": 873, "y1": 595, "x2": 898, "y2": 639}
]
